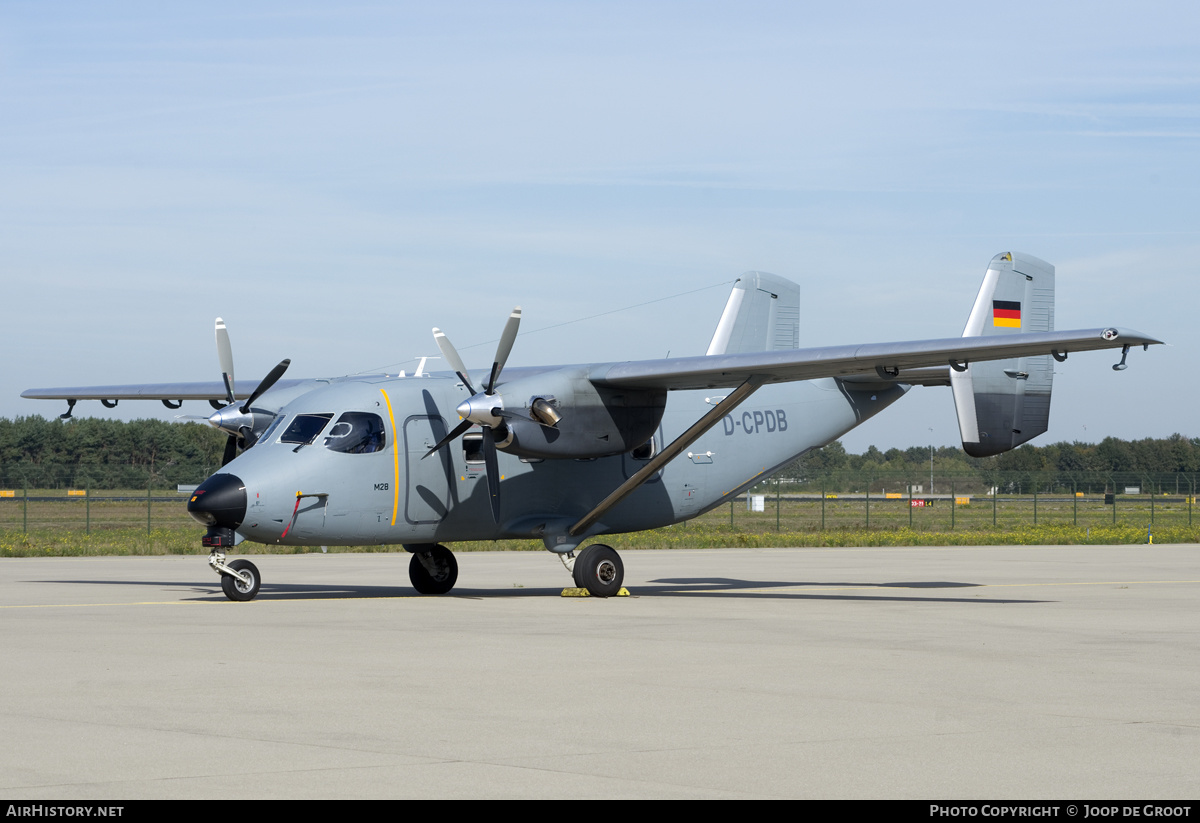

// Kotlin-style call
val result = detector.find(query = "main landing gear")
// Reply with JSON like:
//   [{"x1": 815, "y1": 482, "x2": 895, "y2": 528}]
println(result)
[
  {"x1": 569, "y1": 544, "x2": 625, "y2": 598},
  {"x1": 407, "y1": 544, "x2": 459, "y2": 595}
]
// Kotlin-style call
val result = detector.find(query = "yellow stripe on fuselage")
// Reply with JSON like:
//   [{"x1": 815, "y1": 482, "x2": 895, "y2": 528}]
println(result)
[{"x1": 380, "y1": 389, "x2": 400, "y2": 526}]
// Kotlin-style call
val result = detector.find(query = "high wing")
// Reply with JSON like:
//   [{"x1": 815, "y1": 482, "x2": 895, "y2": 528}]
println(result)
[
  {"x1": 589, "y1": 327, "x2": 1160, "y2": 390},
  {"x1": 21, "y1": 318, "x2": 305, "y2": 439},
  {"x1": 21, "y1": 328, "x2": 1159, "y2": 416},
  {"x1": 22, "y1": 328, "x2": 1159, "y2": 407},
  {"x1": 20, "y1": 379, "x2": 311, "y2": 403},
  {"x1": 565, "y1": 325, "x2": 1161, "y2": 537}
]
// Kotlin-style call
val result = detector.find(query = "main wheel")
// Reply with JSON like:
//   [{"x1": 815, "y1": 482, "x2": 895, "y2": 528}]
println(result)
[
  {"x1": 409, "y1": 544, "x2": 458, "y2": 595},
  {"x1": 573, "y1": 544, "x2": 623, "y2": 598},
  {"x1": 221, "y1": 559, "x2": 261, "y2": 602}
]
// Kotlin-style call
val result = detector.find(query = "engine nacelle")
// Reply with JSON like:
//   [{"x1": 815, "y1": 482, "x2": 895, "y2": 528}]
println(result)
[{"x1": 492, "y1": 369, "x2": 666, "y2": 460}]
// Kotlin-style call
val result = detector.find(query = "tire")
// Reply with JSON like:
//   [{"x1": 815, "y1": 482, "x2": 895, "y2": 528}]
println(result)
[
  {"x1": 409, "y1": 544, "x2": 458, "y2": 595},
  {"x1": 573, "y1": 544, "x2": 623, "y2": 598},
  {"x1": 571, "y1": 546, "x2": 591, "y2": 589},
  {"x1": 221, "y1": 559, "x2": 261, "y2": 602}
]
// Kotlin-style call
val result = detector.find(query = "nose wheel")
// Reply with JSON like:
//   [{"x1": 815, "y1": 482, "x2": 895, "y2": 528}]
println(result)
[
  {"x1": 572, "y1": 544, "x2": 624, "y2": 598},
  {"x1": 210, "y1": 554, "x2": 262, "y2": 602}
]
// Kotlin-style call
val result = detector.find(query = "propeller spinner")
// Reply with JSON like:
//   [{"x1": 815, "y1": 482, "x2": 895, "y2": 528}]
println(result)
[{"x1": 424, "y1": 307, "x2": 521, "y2": 523}]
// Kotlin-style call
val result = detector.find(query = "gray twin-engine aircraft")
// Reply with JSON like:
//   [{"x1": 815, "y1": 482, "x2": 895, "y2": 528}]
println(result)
[{"x1": 24, "y1": 253, "x2": 1160, "y2": 601}]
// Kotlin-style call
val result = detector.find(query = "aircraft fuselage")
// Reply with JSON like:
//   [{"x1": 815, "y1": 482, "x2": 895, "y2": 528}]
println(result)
[{"x1": 220, "y1": 372, "x2": 907, "y2": 549}]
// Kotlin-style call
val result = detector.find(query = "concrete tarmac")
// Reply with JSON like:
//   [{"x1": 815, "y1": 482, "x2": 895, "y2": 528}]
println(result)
[{"x1": 1, "y1": 545, "x2": 1197, "y2": 799}]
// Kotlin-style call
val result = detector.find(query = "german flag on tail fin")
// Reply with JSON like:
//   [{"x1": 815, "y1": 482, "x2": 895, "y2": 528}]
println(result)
[{"x1": 992, "y1": 300, "x2": 1021, "y2": 328}]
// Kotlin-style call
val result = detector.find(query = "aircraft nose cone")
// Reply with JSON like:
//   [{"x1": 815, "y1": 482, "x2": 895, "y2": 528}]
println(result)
[{"x1": 187, "y1": 473, "x2": 247, "y2": 529}]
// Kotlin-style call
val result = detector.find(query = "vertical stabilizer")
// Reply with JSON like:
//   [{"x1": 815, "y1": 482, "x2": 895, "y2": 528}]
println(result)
[
  {"x1": 952, "y1": 252, "x2": 1055, "y2": 457},
  {"x1": 706, "y1": 272, "x2": 801, "y2": 355}
]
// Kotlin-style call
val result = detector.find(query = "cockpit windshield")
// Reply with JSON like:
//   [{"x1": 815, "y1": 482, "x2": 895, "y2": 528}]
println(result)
[
  {"x1": 324, "y1": 412, "x2": 386, "y2": 454},
  {"x1": 279, "y1": 413, "x2": 333, "y2": 445},
  {"x1": 258, "y1": 414, "x2": 286, "y2": 445}
]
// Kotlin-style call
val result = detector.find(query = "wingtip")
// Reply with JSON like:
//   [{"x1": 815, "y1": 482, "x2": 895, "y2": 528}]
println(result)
[{"x1": 1112, "y1": 327, "x2": 1165, "y2": 346}]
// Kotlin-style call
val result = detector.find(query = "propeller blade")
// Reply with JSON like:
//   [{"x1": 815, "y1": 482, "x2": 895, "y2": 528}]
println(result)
[
  {"x1": 239, "y1": 359, "x2": 291, "y2": 413},
  {"x1": 215, "y1": 318, "x2": 236, "y2": 405},
  {"x1": 482, "y1": 425, "x2": 500, "y2": 523},
  {"x1": 432, "y1": 328, "x2": 476, "y2": 394},
  {"x1": 221, "y1": 435, "x2": 238, "y2": 467},
  {"x1": 485, "y1": 307, "x2": 521, "y2": 395},
  {"x1": 422, "y1": 417, "x2": 474, "y2": 460}
]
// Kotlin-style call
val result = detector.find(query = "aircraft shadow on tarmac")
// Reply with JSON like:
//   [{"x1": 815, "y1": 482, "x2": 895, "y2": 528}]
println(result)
[{"x1": 38, "y1": 577, "x2": 1050, "y2": 604}]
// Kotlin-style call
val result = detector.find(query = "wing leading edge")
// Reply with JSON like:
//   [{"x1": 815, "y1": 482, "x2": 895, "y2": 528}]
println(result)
[
  {"x1": 589, "y1": 327, "x2": 1161, "y2": 391},
  {"x1": 20, "y1": 379, "x2": 311, "y2": 402},
  {"x1": 21, "y1": 329, "x2": 1161, "y2": 403}
]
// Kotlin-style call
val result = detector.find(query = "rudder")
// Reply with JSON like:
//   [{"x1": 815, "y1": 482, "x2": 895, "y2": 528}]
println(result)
[
  {"x1": 706, "y1": 272, "x2": 801, "y2": 355},
  {"x1": 952, "y1": 252, "x2": 1055, "y2": 457}
]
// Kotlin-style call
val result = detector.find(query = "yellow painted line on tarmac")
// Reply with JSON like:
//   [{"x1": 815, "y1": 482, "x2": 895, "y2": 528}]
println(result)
[
  {"x1": 0, "y1": 600, "x2": 211, "y2": 609},
  {"x1": 961, "y1": 579, "x2": 1200, "y2": 589},
  {"x1": 5, "y1": 579, "x2": 1198, "y2": 608},
  {"x1": 676, "y1": 579, "x2": 1200, "y2": 595},
  {"x1": 0, "y1": 595, "x2": 427, "y2": 609}
]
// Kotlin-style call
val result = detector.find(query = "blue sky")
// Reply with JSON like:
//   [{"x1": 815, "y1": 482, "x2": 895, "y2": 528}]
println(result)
[{"x1": 1, "y1": 1, "x2": 1195, "y2": 451}]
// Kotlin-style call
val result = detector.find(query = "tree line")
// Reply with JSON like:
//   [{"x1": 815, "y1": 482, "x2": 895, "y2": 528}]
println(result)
[
  {"x1": 0, "y1": 416, "x2": 226, "y2": 488},
  {"x1": 0, "y1": 415, "x2": 1196, "y2": 490},
  {"x1": 779, "y1": 433, "x2": 1200, "y2": 494}
]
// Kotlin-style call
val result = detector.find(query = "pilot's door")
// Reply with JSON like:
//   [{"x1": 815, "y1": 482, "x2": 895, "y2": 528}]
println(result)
[{"x1": 403, "y1": 415, "x2": 453, "y2": 525}]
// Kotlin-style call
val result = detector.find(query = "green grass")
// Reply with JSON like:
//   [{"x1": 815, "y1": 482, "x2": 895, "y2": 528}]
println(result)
[{"x1": 1, "y1": 494, "x2": 1195, "y2": 557}]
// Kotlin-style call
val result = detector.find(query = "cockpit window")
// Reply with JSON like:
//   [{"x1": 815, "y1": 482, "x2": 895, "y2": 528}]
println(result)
[
  {"x1": 324, "y1": 412, "x2": 386, "y2": 454},
  {"x1": 258, "y1": 414, "x2": 286, "y2": 444},
  {"x1": 279, "y1": 413, "x2": 333, "y2": 445}
]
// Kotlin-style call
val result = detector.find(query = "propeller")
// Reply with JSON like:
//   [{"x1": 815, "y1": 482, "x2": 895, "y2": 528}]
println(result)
[
  {"x1": 206, "y1": 318, "x2": 291, "y2": 466},
  {"x1": 424, "y1": 307, "x2": 521, "y2": 523},
  {"x1": 238, "y1": 358, "x2": 291, "y2": 414},
  {"x1": 215, "y1": 318, "x2": 236, "y2": 406}
]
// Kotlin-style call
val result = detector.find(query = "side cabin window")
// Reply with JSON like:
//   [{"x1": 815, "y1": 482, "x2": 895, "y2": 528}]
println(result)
[
  {"x1": 279, "y1": 413, "x2": 334, "y2": 445},
  {"x1": 324, "y1": 412, "x2": 386, "y2": 454}
]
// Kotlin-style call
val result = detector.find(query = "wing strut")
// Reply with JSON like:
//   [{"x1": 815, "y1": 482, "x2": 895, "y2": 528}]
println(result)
[{"x1": 568, "y1": 375, "x2": 767, "y2": 537}]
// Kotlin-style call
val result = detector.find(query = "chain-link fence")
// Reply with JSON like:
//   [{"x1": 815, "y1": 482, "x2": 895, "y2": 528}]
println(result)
[
  {"x1": 705, "y1": 471, "x2": 1199, "y2": 533},
  {"x1": 1, "y1": 466, "x2": 1196, "y2": 535},
  {"x1": 0, "y1": 464, "x2": 205, "y2": 534}
]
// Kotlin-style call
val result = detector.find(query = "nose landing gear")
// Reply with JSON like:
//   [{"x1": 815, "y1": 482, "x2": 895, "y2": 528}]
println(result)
[{"x1": 210, "y1": 553, "x2": 262, "y2": 602}]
